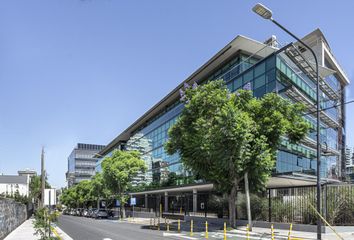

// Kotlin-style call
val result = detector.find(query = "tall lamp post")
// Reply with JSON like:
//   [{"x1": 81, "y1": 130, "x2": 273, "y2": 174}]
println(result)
[{"x1": 252, "y1": 3, "x2": 322, "y2": 239}]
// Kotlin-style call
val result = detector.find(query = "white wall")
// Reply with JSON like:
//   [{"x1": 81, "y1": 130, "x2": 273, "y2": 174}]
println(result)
[{"x1": 0, "y1": 183, "x2": 29, "y2": 197}]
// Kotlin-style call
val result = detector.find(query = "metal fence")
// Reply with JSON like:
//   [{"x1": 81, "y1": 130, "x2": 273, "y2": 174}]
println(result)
[
  {"x1": 132, "y1": 184, "x2": 354, "y2": 226},
  {"x1": 237, "y1": 184, "x2": 354, "y2": 226}
]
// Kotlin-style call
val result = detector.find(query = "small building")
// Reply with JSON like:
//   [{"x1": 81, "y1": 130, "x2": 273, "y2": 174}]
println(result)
[
  {"x1": 0, "y1": 175, "x2": 31, "y2": 197},
  {"x1": 18, "y1": 169, "x2": 37, "y2": 178}
]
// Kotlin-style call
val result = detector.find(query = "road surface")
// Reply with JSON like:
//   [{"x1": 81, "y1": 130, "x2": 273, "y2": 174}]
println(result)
[{"x1": 57, "y1": 215, "x2": 255, "y2": 240}]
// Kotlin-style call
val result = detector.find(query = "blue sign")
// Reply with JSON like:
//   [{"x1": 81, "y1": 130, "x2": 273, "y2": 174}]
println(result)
[
  {"x1": 115, "y1": 200, "x2": 120, "y2": 207},
  {"x1": 130, "y1": 197, "x2": 136, "y2": 206}
]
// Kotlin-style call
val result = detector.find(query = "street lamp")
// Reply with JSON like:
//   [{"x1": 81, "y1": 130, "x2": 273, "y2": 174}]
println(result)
[{"x1": 252, "y1": 3, "x2": 322, "y2": 239}]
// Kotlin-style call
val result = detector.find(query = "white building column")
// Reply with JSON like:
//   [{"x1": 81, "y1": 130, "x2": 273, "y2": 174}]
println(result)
[
  {"x1": 164, "y1": 192, "x2": 168, "y2": 213},
  {"x1": 192, "y1": 189, "x2": 197, "y2": 213}
]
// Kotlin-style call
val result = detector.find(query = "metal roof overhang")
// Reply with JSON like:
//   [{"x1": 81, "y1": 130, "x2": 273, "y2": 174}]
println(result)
[
  {"x1": 98, "y1": 36, "x2": 278, "y2": 156},
  {"x1": 296, "y1": 28, "x2": 349, "y2": 85},
  {"x1": 129, "y1": 174, "x2": 326, "y2": 196}
]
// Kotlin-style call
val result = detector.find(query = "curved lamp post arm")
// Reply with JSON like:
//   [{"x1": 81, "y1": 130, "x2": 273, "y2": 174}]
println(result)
[
  {"x1": 252, "y1": 3, "x2": 322, "y2": 239},
  {"x1": 271, "y1": 17, "x2": 322, "y2": 240}
]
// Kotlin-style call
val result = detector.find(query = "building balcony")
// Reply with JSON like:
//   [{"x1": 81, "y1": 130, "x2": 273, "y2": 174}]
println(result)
[
  {"x1": 284, "y1": 85, "x2": 339, "y2": 129},
  {"x1": 300, "y1": 136, "x2": 340, "y2": 156},
  {"x1": 284, "y1": 45, "x2": 339, "y2": 101}
]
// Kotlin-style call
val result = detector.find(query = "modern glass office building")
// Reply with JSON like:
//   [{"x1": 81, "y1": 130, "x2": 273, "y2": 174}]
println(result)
[
  {"x1": 96, "y1": 29, "x2": 349, "y2": 192},
  {"x1": 66, "y1": 143, "x2": 105, "y2": 187}
]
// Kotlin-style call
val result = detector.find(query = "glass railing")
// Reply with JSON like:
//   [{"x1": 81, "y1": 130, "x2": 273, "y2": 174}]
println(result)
[
  {"x1": 218, "y1": 41, "x2": 279, "y2": 84},
  {"x1": 320, "y1": 97, "x2": 338, "y2": 121},
  {"x1": 324, "y1": 74, "x2": 340, "y2": 92},
  {"x1": 276, "y1": 55, "x2": 317, "y2": 102},
  {"x1": 280, "y1": 138, "x2": 316, "y2": 159}
]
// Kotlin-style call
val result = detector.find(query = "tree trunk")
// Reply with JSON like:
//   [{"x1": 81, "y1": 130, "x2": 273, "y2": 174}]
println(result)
[
  {"x1": 228, "y1": 183, "x2": 237, "y2": 228},
  {"x1": 121, "y1": 204, "x2": 126, "y2": 219},
  {"x1": 244, "y1": 172, "x2": 252, "y2": 231}
]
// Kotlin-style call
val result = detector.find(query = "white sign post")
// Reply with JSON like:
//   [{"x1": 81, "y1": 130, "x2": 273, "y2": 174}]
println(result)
[
  {"x1": 130, "y1": 197, "x2": 136, "y2": 219},
  {"x1": 44, "y1": 188, "x2": 56, "y2": 207}
]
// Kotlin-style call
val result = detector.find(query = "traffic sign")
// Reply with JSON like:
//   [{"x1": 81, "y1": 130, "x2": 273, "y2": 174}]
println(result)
[{"x1": 130, "y1": 197, "x2": 136, "y2": 206}]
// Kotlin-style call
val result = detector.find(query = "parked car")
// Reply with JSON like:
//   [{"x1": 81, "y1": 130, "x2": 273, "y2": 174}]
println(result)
[
  {"x1": 107, "y1": 209, "x2": 115, "y2": 218},
  {"x1": 92, "y1": 209, "x2": 108, "y2": 219},
  {"x1": 63, "y1": 209, "x2": 70, "y2": 215},
  {"x1": 88, "y1": 208, "x2": 97, "y2": 218},
  {"x1": 78, "y1": 208, "x2": 85, "y2": 216},
  {"x1": 82, "y1": 209, "x2": 89, "y2": 217}
]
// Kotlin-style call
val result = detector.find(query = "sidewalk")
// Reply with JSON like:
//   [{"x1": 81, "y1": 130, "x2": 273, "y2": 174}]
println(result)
[
  {"x1": 4, "y1": 219, "x2": 72, "y2": 240},
  {"x1": 126, "y1": 217, "x2": 354, "y2": 240},
  {"x1": 232, "y1": 226, "x2": 354, "y2": 240},
  {"x1": 4, "y1": 219, "x2": 38, "y2": 240}
]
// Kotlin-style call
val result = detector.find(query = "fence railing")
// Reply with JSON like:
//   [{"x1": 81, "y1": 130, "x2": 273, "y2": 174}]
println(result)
[{"x1": 132, "y1": 184, "x2": 354, "y2": 226}]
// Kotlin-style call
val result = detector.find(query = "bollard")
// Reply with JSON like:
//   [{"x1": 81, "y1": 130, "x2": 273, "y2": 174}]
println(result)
[
  {"x1": 288, "y1": 223, "x2": 293, "y2": 240},
  {"x1": 271, "y1": 224, "x2": 275, "y2": 240},
  {"x1": 153, "y1": 217, "x2": 156, "y2": 227},
  {"x1": 158, "y1": 217, "x2": 160, "y2": 231},
  {"x1": 205, "y1": 221, "x2": 208, "y2": 239},
  {"x1": 167, "y1": 219, "x2": 170, "y2": 232},
  {"x1": 150, "y1": 218, "x2": 152, "y2": 229},
  {"x1": 223, "y1": 222, "x2": 227, "y2": 240},
  {"x1": 190, "y1": 219, "x2": 194, "y2": 236},
  {"x1": 178, "y1": 219, "x2": 181, "y2": 233},
  {"x1": 246, "y1": 224, "x2": 250, "y2": 240}
]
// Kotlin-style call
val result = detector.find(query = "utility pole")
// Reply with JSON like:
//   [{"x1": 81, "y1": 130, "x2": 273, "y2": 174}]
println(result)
[{"x1": 41, "y1": 147, "x2": 45, "y2": 208}]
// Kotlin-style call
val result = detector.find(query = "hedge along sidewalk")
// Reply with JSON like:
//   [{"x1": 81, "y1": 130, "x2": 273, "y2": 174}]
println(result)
[{"x1": 4, "y1": 219, "x2": 37, "y2": 240}]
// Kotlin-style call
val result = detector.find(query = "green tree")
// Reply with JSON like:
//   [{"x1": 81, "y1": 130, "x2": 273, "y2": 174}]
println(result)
[
  {"x1": 165, "y1": 80, "x2": 309, "y2": 227},
  {"x1": 33, "y1": 207, "x2": 60, "y2": 240},
  {"x1": 60, "y1": 186, "x2": 79, "y2": 209},
  {"x1": 75, "y1": 180, "x2": 92, "y2": 208},
  {"x1": 29, "y1": 175, "x2": 51, "y2": 208},
  {"x1": 90, "y1": 173, "x2": 111, "y2": 208},
  {"x1": 102, "y1": 150, "x2": 146, "y2": 218}
]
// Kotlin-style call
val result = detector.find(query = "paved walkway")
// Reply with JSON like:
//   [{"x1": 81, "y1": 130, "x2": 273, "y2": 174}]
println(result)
[
  {"x1": 4, "y1": 219, "x2": 38, "y2": 240},
  {"x1": 231, "y1": 225, "x2": 354, "y2": 240},
  {"x1": 119, "y1": 217, "x2": 354, "y2": 240}
]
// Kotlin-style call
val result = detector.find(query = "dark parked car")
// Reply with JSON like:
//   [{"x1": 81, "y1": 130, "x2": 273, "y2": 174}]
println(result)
[
  {"x1": 88, "y1": 208, "x2": 97, "y2": 218},
  {"x1": 92, "y1": 209, "x2": 108, "y2": 219}
]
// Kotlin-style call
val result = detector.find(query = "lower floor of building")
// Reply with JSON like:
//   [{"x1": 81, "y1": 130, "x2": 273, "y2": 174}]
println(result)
[{"x1": 127, "y1": 174, "x2": 354, "y2": 226}]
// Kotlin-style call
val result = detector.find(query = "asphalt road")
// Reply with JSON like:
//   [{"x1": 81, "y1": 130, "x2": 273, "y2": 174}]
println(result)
[
  {"x1": 57, "y1": 215, "x2": 255, "y2": 240},
  {"x1": 57, "y1": 215, "x2": 167, "y2": 240}
]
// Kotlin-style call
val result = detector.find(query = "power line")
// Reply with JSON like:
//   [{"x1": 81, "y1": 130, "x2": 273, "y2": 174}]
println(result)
[{"x1": 303, "y1": 99, "x2": 354, "y2": 117}]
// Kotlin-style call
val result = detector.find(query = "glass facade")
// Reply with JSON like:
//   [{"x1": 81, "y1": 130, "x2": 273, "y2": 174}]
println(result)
[
  {"x1": 97, "y1": 43, "x2": 344, "y2": 187},
  {"x1": 66, "y1": 143, "x2": 105, "y2": 187},
  {"x1": 125, "y1": 103, "x2": 183, "y2": 185}
]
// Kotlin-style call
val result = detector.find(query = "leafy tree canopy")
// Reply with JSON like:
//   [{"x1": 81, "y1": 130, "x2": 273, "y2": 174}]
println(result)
[
  {"x1": 29, "y1": 175, "x2": 51, "y2": 207},
  {"x1": 165, "y1": 80, "x2": 309, "y2": 226},
  {"x1": 101, "y1": 149, "x2": 146, "y2": 204}
]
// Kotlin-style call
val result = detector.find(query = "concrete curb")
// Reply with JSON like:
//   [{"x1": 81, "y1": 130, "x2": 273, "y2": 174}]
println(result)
[{"x1": 53, "y1": 225, "x2": 73, "y2": 240}]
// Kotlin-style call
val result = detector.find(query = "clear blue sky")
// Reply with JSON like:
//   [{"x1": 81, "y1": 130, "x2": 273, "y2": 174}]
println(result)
[{"x1": 0, "y1": 0, "x2": 353, "y2": 188}]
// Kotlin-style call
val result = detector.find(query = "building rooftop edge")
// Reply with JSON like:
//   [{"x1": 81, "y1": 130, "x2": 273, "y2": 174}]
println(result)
[
  {"x1": 98, "y1": 29, "x2": 349, "y2": 157},
  {"x1": 97, "y1": 34, "x2": 275, "y2": 156}
]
